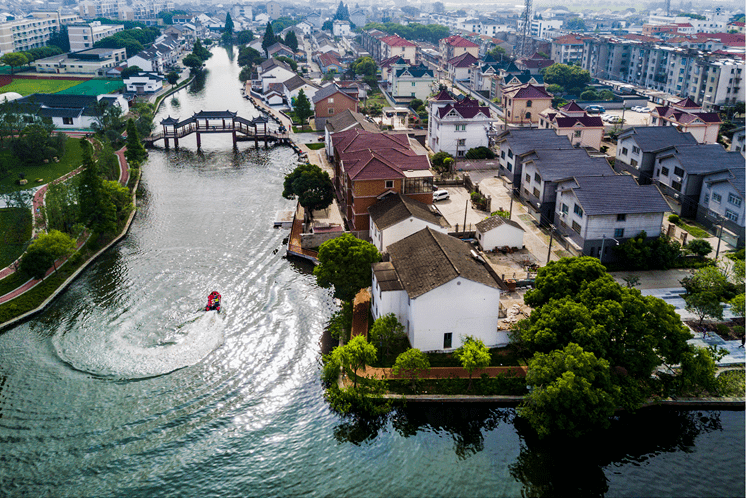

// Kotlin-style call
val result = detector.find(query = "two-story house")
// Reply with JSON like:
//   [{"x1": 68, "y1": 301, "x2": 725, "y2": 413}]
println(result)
[
  {"x1": 255, "y1": 57, "x2": 297, "y2": 93},
  {"x1": 439, "y1": 35, "x2": 479, "y2": 64},
  {"x1": 650, "y1": 97, "x2": 722, "y2": 144},
  {"x1": 368, "y1": 193, "x2": 450, "y2": 253},
  {"x1": 324, "y1": 109, "x2": 379, "y2": 157},
  {"x1": 554, "y1": 175, "x2": 671, "y2": 262},
  {"x1": 371, "y1": 227, "x2": 507, "y2": 352},
  {"x1": 615, "y1": 127, "x2": 699, "y2": 182},
  {"x1": 653, "y1": 144, "x2": 744, "y2": 219},
  {"x1": 427, "y1": 91, "x2": 492, "y2": 157},
  {"x1": 390, "y1": 63, "x2": 436, "y2": 101},
  {"x1": 519, "y1": 148, "x2": 615, "y2": 225},
  {"x1": 501, "y1": 83, "x2": 553, "y2": 125},
  {"x1": 538, "y1": 100, "x2": 605, "y2": 150},
  {"x1": 446, "y1": 52, "x2": 479, "y2": 82},
  {"x1": 495, "y1": 128, "x2": 574, "y2": 195},
  {"x1": 697, "y1": 167, "x2": 745, "y2": 247},
  {"x1": 331, "y1": 129, "x2": 433, "y2": 238},
  {"x1": 312, "y1": 83, "x2": 359, "y2": 130}
]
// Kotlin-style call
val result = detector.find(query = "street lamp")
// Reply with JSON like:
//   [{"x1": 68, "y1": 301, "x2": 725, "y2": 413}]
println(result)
[{"x1": 599, "y1": 234, "x2": 620, "y2": 263}]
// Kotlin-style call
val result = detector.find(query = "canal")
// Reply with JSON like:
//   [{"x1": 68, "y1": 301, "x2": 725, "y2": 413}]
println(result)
[{"x1": 0, "y1": 46, "x2": 743, "y2": 497}]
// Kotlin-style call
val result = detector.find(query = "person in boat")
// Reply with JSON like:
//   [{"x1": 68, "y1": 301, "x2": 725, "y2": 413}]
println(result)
[{"x1": 206, "y1": 291, "x2": 221, "y2": 312}]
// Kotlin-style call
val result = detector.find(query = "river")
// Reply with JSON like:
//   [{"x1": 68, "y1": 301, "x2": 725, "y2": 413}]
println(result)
[{"x1": 0, "y1": 46, "x2": 743, "y2": 498}]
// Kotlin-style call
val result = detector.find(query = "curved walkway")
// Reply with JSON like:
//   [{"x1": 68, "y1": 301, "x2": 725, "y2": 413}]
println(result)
[{"x1": 0, "y1": 143, "x2": 130, "y2": 304}]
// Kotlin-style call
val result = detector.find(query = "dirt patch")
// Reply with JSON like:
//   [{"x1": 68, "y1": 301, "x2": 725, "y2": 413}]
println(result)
[{"x1": 685, "y1": 318, "x2": 745, "y2": 342}]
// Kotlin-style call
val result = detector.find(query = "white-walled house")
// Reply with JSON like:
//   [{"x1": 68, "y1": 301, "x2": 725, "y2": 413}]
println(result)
[
  {"x1": 16, "y1": 93, "x2": 127, "y2": 130},
  {"x1": 123, "y1": 72, "x2": 163, "y2": 94},
  {"x1": 554, "y1": 175, "x2": 671, "y2": 262},
  {"x1": 427, "y1": 90, "x2": 493, "y2": 157},
  {"x1": 368, "y1": 193, "x2": 450, "y2": 253},
  {"x1": 371, "y1": 227, "x2": 507, "y2": 352},
  {"x1": 697, "y1": 167, "x2": 745, "y2": 247},
  {"x1": 390, "y1": 63, "x2": 436, "y2": 101},
  {"x1": 255, "y1": 58, "x2": 297, "y2": 93},
  {"x1": 614, "y1": 126, "x2": 698, "y2": 182},
  {"x1": 475, "y1": 215, "x2": 525, "y2": 251}
]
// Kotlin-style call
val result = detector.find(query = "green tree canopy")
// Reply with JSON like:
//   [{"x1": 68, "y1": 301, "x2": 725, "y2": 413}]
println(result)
[
  {"x1": 124, "y1": 118, "x2": 147, "y2": 166},
  {"x1": 352, "y1": 56, "x2": 377, "y2": 77},
  {"x1": 19, "y1": 243, "x2": 55, "y2": 280},
  {"x1": 1, "y1": 52, "x2": 28, "y2": 74},
  {"x1": 293, "y1": 89, "x2": 313, "y2": 125},
  {"x1": 224, "y1": 12, "x2": 234, "y2": 34},
  {"x1": 542, "y1": 63, "x2": 591, "y2": 93},
  {"x1": 120, "y1": 65, "x2": 143, "y2": 79},
  {"x1": 566, "y1": 17, "x2": 586, "y2": 31},
  {"x1": 282, "y1": 163, "x2": 334, "y2": 221},
  {"x1": 183, "y1": 53, "x2": 203, "y2": 71},
  {"x1": 518, "y1": 343, "x2": 619, "y2": 439},
  {"x1": 392, "y1": 348, "x2": 430, "y2": 391},
  {"x1": 524, "y1": 256, "x2": 609, "y2": 308},
  {"x1": 262, "y1": 22, "x2": 277, "y2": 53},
  {"x1": 684, "y1": 291, "x2": 724, "y2": 325},
  {"x1": 369, "y1": 313, "x2": 406, "y2": 358},
  {"x1": 334, "y1": 1, "x2": 349, "y2": 21},
  {"x1": 237, "y1": 30, "x2": 254, "y2": 45},
  {"x1": 284, "y1": 30, "x2": 298, "y2": 52},
  {"x1": 166, "y1": 71, "x2": 179, "y2": 85},
  {"x1": 313, "y1": 233, "x2": 380, "y2": 303},
  {"x1": 329, "y1": 335, "x2": 377, "y2": 387},
  {"x1": 238, "y1": 46, "x2": 264, "y2": 68},
  {"x1": 486, "y1": 46, "x2": 507, "y2": 60},
  {"x1": 453, "y1": 336, "x2": 491, "y2": 390}
]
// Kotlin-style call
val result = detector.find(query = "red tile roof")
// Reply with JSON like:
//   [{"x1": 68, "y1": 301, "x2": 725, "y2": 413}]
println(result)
[
  {"x1": 381, "y1": 34, "x2": 416, "y2": 47},
  {"x1": 447, "y1": 52, "x2": 479, "y2": 68},
  {"x1": 380, "y1": 55, "x2": 406, "y2": 68},
  {"x1": 333, "y1": 130, "x2": 430, "y2": 180},
  {"x1": 675, "y1": 97, "x2": 700, "y2": 108},
  {"x1": 559, "y1": 100, "x2": 584, "y2": 113},
  {"x1": 437, "y1": 99, "x2": 491, "y2": 119},
  {"x1": 432, "y1": 89, "x2": 455, "y2": 102},
  {"x1": 503, "y1": 83, "x2": 552, "y2": 100},
  {"x1": 554, "y1": 116, "x2": 604, "y2": 128},
  {"x1": 623, "y1": 34, "x2": 662, "y2": 42},
  {"x1": 552, "y1": 34, "x2": 587, "y2": 45},
  {"x1": 693, "y1": 32, "x2": 746, "y2": 45},
  {"x1": 441, "y1": 34, "x2": 479, "y2": 48}
]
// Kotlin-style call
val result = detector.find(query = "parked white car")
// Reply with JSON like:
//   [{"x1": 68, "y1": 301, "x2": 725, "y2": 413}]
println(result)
[{"x1": 433, "y1": 190, "x2": 450, "y2": 202}]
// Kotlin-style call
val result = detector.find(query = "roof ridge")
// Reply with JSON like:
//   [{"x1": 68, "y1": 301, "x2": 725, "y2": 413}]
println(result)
[{"x1": 428, "y1": 227, "x2": 460, "y2": 279}]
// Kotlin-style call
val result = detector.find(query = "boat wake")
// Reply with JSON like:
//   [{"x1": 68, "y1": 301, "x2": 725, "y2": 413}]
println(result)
[{"x1": 52, "y1": 311, "x2": 225, "y2": 379}]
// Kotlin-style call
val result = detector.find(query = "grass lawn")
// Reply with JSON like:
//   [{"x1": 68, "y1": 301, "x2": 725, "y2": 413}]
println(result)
[
  {"x1": 58, "y1": 79, "x2": 124, "y2": 96},
  {"x1": 0, "y1": 207, "x2": 31, "y2": 268},
  {"x1": 678, "y1": 219, "x2": 712, "y2": 239},
  {"x1": 0, "y1": 136, "x2": 84, "y2": 194},
  {"x1": 306, "y1": 143, "x2": 325, "y2": 150},
  {"x1": 0, "y1": 78, "x2": 85, "y2": 96}
]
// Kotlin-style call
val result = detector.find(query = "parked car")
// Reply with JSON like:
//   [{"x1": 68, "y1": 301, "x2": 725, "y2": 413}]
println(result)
[
  {"x1": 630, "y1": 106, "x2": 642, "y2": 112},
  {"x1": 639, "y1": 107, "x2": 652, "y2": 113},
  {"x1": 601, "y1": 114, "x2": 612, "y2": 122},
  {"x1": 585, "y1": 105, "x2": 605, "y2": 114},
  {"x1": 608, "y1": 116, "x2": 623, "y2": 124},
  {"x1": 433, "y1": 190, "x2": 450, "y2": 202}
]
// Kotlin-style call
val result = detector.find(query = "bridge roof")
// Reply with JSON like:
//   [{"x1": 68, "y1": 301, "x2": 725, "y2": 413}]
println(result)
[
  {"x1": 161, "y1": 115, "x2": 179, "y2": 124},
  {"x1": 193, "y1": 110, "x2": 237, "y2": 119}
]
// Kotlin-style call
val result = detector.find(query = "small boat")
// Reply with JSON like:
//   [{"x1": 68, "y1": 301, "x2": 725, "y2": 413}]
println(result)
[{"x1": 205, "y1": 291, "x2": 221, "y2": 313}]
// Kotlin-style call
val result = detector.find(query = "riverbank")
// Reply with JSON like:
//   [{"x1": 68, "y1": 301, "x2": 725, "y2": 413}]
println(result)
[{"x1": 0, "y1": 146, "x2": 140, "y2": 331}]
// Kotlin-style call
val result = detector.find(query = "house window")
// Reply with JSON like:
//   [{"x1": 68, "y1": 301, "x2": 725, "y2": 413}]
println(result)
[
  {"x1": 412, "y1": 82, "x2": 416, "y2": 86},
  {"x1": 533, "y1": 187, "x2": 540, "y2": 198},
  {"x1": 501, "y1": 150, "x2": 505, "y2": 159},
  {"x1": 617, "y1": 214, "x2": 626, "y2": 221},
  {"x1": 712, "y1": 192, "x2": 722, "y2": 203},
  {"x1": 621, "y1": 147, "x2": 628, "y2": 155},
  {"x1": 506, "y1": 163, "x2": 512, "y2": 172},
  {"x1": 614, "y1": 228, "x2": 625, "y2": 238},
  {"x1": 62, "y1": 117, "x2": 73, "y2": 125},
  {"x1": 525, "y1": 173, "x2": 531, "y2": 183},
  {"x1": 457, "y1": 139, "x2": 466, "y2": 146},
  {"x1": 661, "y1": 167, "x2": 669, "y2": 176},
  {"x1": 674, "y1": 167, "x2": 684, "y2": 177},
  {"x1": 526, "y1": 100, "x2": 532, "y2": 107},
  {"x1": 508, "y1": 149, "x2": 513, "y2": 158},
  {"x1": 443, "y1": 333, "x2": 452, "y2": 349},
  {"x1": 632, "y1": 146, "x2": 640, "y2": 154},
  {"x1": 574, "y1": 204, "x2": 583, "y2": 217},
  {"x1": 704, "y1": 193, "x2": 709, "y2": 204},
  {"x1": 672, "y1": 181, "x2": 682, "y2": 192},
  {"x1": 328, "y1": 108, "x2": 334, "y2": 115},
  {"x1": 561, "y1": 203, "x2": 569, "y2": 214},
  {"x1": 725, "y1": 209, "x2": 739, "y2": 222},
  {"x1": 534, "y1": 172, "x2": 541, "y2": 183},
  {"x1": 574, "y1": 130, "x2": 582, "y2": 137},
  {"x1": 328, "y1": 97, "x2": 334, "y2": 103},
  {"x1": 572, "y1": 221, "x2": 581, "y2": 233},
  {"x1": 631, "y1": 159, "x2": 638, "y2": 167},
  {"x1": 455, "y1": 124, "x2": 466, "y2": 131},
  {"x1": 385, "y1": 180, "x2": 394, "y2": 189},
  {"x1": 525, "y1": 112, "x2": 531, "y2": 119},
  {"x1": 728, "y1": 193, "x2": 742, "y2": 207}
]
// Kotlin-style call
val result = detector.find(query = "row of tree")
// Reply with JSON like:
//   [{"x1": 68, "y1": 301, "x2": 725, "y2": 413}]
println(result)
[
  {"x1": 183, "y1": 40, "x2": 213, "y2": 73},
  {"x1": 0, "y1": 46, "x2": 64, "y2": 74},
  {"x1": 361, "y1": 22, "x2": 450, "y2": 45},
  {"x1": 94, "y1": 26, "x2": 161, "y2": 58}
]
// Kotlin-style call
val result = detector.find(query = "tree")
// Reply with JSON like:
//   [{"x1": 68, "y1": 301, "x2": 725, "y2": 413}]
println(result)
[
  {"x1": 352, "y1": 56, "x2": 377, "y2": 77},
  {"x1": 237, "y1": 30, "x2": 254, "y2": 45},
  {"x1": 685, "y1": 239, "x2": 713, "y2": 257},
  {"x1": 392, "y1": 348, "x2": 430, "y2": 391},
  {"x1": 524, "y1": 256, "x2": 609, "y2": 308},
  {"x1": 192, "y1": 39, "x2": 212, "y2": 61},
  {"x1": 486, "y1": 46, "x2": 507, "y2": 60},
  {"x1": 19, "y1": 244, "x2": 54, "y2": 280},
  {"x1": 729, "y1": 293, "x2": 745, "y2": 317},
  {"x1": 48, "y1": 25, "x2": 70, "y2": 52},
  {"x1": 1, "y1": 52, "x2": 28, "y2": 74},
  {"x1": 120, "y1": 65, "x2": 143, "y2": 79},
  {"x1": 13, "y1": 124, "x2": 56, "y2": 164},
  {"x1": 566, "y1": 17, "x2": 586, "y2": 31},
  {"x1": 282, "y1": 163, "x2": 334, "y2": 221},
  {"x1": 238, "y1": 66, "x2": 253, "y2": 82},
  {"x1": 313, "y1": 233, "x2": 380, "y2": 303},
  {"x1": 284, "y1": 31, "x2": 298, "y2": 52},
  {"x1": 78, "y1": 139, "x2": 116, "y2": 235},
  {"x1": 518, "y1": 343, "x2": 618, "y2": 439},
  {"x1": 542, "y1": 63, "x2": 591, "y2": 93},
  {"x1": 262, "y1": 22, "x2": 276, "y2": 54},
  {"x1": 238, "y1": 46, "x2": 263, "y2": 68},
  {"x1": 124, "y1": 118, "x2": 147, "y2": 165},
  {"x1": 334, "y1": 1, "x2": 349, "y2": 21},
  {"x1": 369, "y1": 313, "x2": 406, "y2": 358},
  {"x1": 680, "y1": 265, "x2": 735, "y2": 301},
  {"x1": 166, "y1": 71, "x2": 179, "y2": 85},
  {"x1": 224, "y1": 12, "x2": 234, "y2": 34},
  {"x1": 293, "y1": 89, "x2": 313, "y2": 126},
  {"x1": 685, "y1": 291, "x2": 724, "y2": 325},
  {"x1": 453, "y1": 336, "x2": 491, "y2": 390},
  {"x1": 329, "y1": 335, "x2": 377, "y2": 388},
  {"x1": 27, "y1": 230, "x2": 76, "y2": 274},
  {"x1": 580, "y1": 89, "x2": 598, "y2": 101},
  {"x1": 274, "y1": 56, "x2": 297, "y2": 72},
  {"x1": 322, "y1": 20, "x2": 333, "y2": 32},
  {"x1": 184, "y1": 53, "x2": 203, "y2": 72},
  {"x1": 430, "y1": 151, "x2": 454, "y2": 173}
]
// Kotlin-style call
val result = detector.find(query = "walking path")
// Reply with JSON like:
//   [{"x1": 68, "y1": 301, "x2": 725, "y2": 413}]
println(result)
[{"x1": 0, "y1": 142, "x2": 130, "y2": 303}]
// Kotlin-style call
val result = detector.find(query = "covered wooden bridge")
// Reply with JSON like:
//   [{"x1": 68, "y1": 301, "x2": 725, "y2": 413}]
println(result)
[{"x1": 144, "y1": 110, "x2": 289, "y2": 149}]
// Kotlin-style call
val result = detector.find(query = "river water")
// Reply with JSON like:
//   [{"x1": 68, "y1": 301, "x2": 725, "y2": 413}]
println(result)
[{"x1": 0, "y1": 47, "x2": 743, "y2": 498}]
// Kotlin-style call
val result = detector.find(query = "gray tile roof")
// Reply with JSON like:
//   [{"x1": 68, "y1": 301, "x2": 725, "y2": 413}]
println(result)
[
  {"x1": 475, "y1": 215, "x2": 524, "y2": 233},
  {"x1": 387, "y1": 227, "x2": 502, "y2": 298},
  {"x1": 312, "y1": 83, "x2": 357, "y2": 104},
  {"x1": 564, "y1": 175, "x2": 670, "y2": 216},
  {"x1": 525, "y1": 148, "x2": 614, "y2": 181},
  {"x1": 372, "y1": 261, "x2": 404, "y2": 291},
  {"x1": 619, "y1": 126, "x2": 698, "y2": 152},
  {"x1": 496, "y1": 128, "x2": 573, "y2": 156},
  {"x1": 325, "y1": 109, "x2": 378, "y2": 133},
  {"x1": 368, "y1": 193, "x2": 449, "y2": 231},
  {"x1": 660, "y1": 145, "x2": 744, "y2": 175}
]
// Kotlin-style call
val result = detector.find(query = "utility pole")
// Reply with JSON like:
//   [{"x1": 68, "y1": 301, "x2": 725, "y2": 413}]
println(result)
[
  {"x1": 546, "y1": 224, "x2": 555, "y2": 264},
  {"x1": 715, "y1": 214, "x2": 725, "y2": 259},
  {"x1": 463, "y1": 199, "x2": 469, "y2": 235}
]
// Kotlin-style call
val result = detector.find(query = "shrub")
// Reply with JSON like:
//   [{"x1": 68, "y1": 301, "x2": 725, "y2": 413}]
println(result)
[
  {"x1": 685, "y1": 239, "x2": 713, "y2": 257},
  {"x1": 465, "y1": 146, "x2": 495, "y2": 160},
  {"x1": 668, "y1": 214, "x2": 681, "y2": 224}
]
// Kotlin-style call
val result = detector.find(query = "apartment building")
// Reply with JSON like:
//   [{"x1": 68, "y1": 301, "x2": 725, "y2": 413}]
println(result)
[
  {"x1": 550, "y1": 34, "x2": 588, "y2": 65},
  {"x1": 0, "y1": 12, "x2": 81, "y2": 55},
  {"x1": 68, "y1": 21, "x2": 124, "y2": 52},
  {"x1": 34, "y1": 47, "x2": 126, "y2": 75}
]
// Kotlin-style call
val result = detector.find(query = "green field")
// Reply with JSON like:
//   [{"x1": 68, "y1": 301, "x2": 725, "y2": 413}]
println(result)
[
  {"x1": 0, "y1": 78, "x2": 85, "y2": 96},
  {"x1": 0, "y1": 207, "x2": 32, "y2": 268},
  {"x1": 0, "y1": 136, "x2": 85, "y2": 194},
  {"x1": 59, "y1": 79, "x2": 124, "y2": 96}
]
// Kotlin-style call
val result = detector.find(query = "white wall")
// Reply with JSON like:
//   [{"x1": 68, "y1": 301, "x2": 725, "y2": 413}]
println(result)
[
  {"x1": 371, "y1": 273, "x2": 408, "y2": 322},
  {"x1": 377, "y1": 217, "x2": 449, "y2": 253},
  {"x1": 477, "y1": 224, "x2": 524, "y2": 250},
  {"x1": 700, "y1": 176, "x2": 745, "y2": 227}
]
